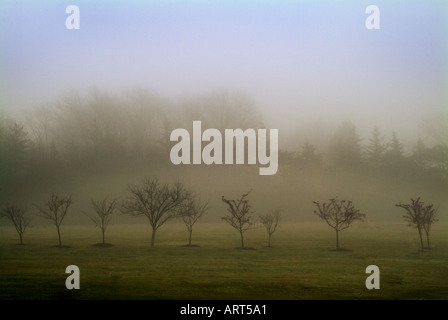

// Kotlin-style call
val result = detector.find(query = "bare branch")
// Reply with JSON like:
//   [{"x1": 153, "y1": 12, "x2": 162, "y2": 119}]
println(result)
[
  {"x1": 312, "y1": 198, "x2": 365, "y2": 250},
  {"x1": 1, "y1": 205, "x2": 32, "y2": 244},
  {"x1": 221, "y1": 190, "x2": 255, "y2": 248},
  {"x1": 396, "y1": 197, "x2": 439, "y2": 249},
  {"x1": 35, "y1": 192, "x2": 72, "y2": 246},
  {"x1": 121, "y1": 176, "x2": 191, "y2": 247}
]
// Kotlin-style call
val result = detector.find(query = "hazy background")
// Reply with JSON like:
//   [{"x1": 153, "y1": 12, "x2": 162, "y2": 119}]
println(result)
[
  {"x1": 2, "y1": 1, "x2": 447, "y2": 140},
  {"x1": 1, "y1": 0, "x2": 447, "y2": 226}
]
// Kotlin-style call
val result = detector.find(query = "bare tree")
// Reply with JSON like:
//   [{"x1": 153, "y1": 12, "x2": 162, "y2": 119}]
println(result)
[
  {"x1": 422, "y1": 204, "x2": 438, "y2": 249},
  {"x1": 86, "y1": 197, "x2": 117, "y2": 245},
  {"x1": 180, "y1": 198, "x2": 208, "y2": 246},
  {"x1": 36, "y1": 193, "x2": 72, "y2": 247},
  {"x1": 259, "y1": 209, "x2": 281, "y2": 247},
  {"x1": 221, "y1": 190, "x2": 255, "y2": 249},
  {"x1": 312, "y1": 198, "x2": 365, "y2": 250},
  {"x1": 121, "y1": 177, "x2": 191, "y2": 248},
  {"x1": 396, "y1": 197, "x2": 438, "y2": 250},
  {"x1": 1, "y1": 205, "x2": 32, "y2": 245}
]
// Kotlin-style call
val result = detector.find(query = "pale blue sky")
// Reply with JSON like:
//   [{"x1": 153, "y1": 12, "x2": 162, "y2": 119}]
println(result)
[{"x1": 1, "y1": 0, "x2": 447, "y2": 142}]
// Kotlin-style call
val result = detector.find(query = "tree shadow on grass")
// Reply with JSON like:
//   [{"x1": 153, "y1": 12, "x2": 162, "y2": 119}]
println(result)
[
  {"x1": 52, "y1": 245, "x2": 71, "y2": 248},
  {"x1": 328, "y1": 248, "x2": 352, "y2": 252},
  {"x1": 91, "y1": 243, "x2": 114, "y2": 248},
  {"x1": 235, "y1": 247, "x2": 256, "y2": 250},
  {"x1": 181, "y1": 244, "x2": 200, "y2": 247}
]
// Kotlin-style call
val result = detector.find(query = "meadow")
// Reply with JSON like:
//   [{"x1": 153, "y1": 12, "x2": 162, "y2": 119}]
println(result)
[{"x1": 1, "y1": 221, "x2": 447, "y2": 300}]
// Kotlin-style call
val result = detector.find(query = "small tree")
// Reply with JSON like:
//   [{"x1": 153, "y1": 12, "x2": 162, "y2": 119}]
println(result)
[
  {"x1": 1, "y1": 205, "x2": 32, "y2": 245},
  {"x1": 422, "y1": 204, "x2": 438, "y2": 249},
  {"x1": 312, "y1": 198, "x2": 365, "y2": 250},
  {"x1": 396, "y1": 197, "x2": 438, "y2": 250},
  {"x1": 221, "y1": 190, "x2": 255, "y2": 249},
  {"x1": 36, "y1": 193, "x2": 72, "y2": 246},
  {"x1": 180, "y1": 198, "x2": 208, "y2": 246},
  {"x1": 121, "y1": 177, "x2": 191, "y2": 248},
  {"x1": 86, "y1": 197, "x2": 117, "y2": 245},
  {"x1": 259, "y1": 209, "x2": 281, "y2": 247}
]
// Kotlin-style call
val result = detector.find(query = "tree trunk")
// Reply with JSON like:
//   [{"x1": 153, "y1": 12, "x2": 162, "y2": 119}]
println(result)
[
  {"x1": 335, "y1": 229, "x2": 339, "y2": 250},
  {"x1": 188, "y1": 229, "x2": 193, "y2": 246},
  {"x1": 150, "y1": 227, "x2": 156, "y2": 248},
  {"x1": 57, "y1": 225, "x2": 62, "y2": 246},
  {"x1": 19, "y1": 232, "x2": 23, "y2": 245},
  {"x1": 268, "y1": 233, "x2": 271, "y2": 247},
  {"x1": 240, "y1": 231, "x2": 244, "y2": 248},
  {"x1": 417, "y1": 227, "x2": 424, "y2": 250},
  {"x1": 102, "y1": 229, "x2": 105, "y2": 244},
  {"x1": 425, "y1": 231, "x2": 430, "y2": 249}
]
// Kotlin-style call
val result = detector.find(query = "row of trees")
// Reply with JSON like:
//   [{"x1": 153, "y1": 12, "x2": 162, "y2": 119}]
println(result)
[
  {"x1": 313, "y1": 197, "x2": 439, "y2": 251},
  {"x1": 1, "y1": 178, "x2": 202, "y2": 248},
  {"x1": 0, "y1": 179, "x2": 279, "y2": 249},
  {"x1": 1, "y1": 90, "x2": 447, "y2": 197},
  {"x1": 220, "y1": 192, "x2": 439, "y2": 251},
  {"x1": 1, "y1": 176, "x2": 439, "y2": 251},
  {"x1": 0, "y1": 90, "x2": 264, "y2": 183},
  {"x1": 280, "y1": 122, "x2": 447, "y2": 182}
]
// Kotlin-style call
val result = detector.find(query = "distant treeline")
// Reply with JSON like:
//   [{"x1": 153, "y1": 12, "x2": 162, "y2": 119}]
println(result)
[
  {"x1": 0, "y1": 89, "x2": 447, "y2": 199},
  {"x1": 279, "y1": 121, "x2": 447, "y2": 183}
]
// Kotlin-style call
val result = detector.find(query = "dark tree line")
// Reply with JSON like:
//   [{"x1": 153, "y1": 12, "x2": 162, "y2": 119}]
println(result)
[
  {"x1": 0, "y1": 90, "x2": 268, "y2": 198},
  {"x1": 1, "y1": 91, "x2": 446, "y2": 200},
  {"x1": 280, "y1": 121, "x2": 447, "y2": 184}
]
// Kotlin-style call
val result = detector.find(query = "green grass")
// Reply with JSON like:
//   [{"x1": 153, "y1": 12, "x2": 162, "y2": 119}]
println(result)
[{"x1": 1, "y1": 221, "x2": 447, "y2": 300}]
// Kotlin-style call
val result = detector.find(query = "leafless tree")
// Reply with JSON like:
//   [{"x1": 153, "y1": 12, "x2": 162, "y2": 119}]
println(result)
[
  {"x1": 36, "y1": 193, "x2": 72, "y2": 246},
  {"x1": 221, "y1": 190, "x2": 255, "y2": 249},
  {"x1": 422, "y1": 204, "x2": 438, "y2": 249},
  {"x1": 86, "y1": 197, "x2": 117, "y2": 245},
  {"x1": 259, "y1": 209, "x2": 281, "y2": 247},
  {"x1": 121, "y1": 177, "x2": 191, "y2": 248},
  {"x1": 180, "y1": 198, "x2": 208, "y2": 246},
  {"x1": 396, "y1": 197, "x2": 438, "y2": 250},
  {"x1": 1, "y1": 205, "x2": 32, "y2": 245},
  {"x1": 313, "y1": 198, "x2": 365, "y2": 250}
]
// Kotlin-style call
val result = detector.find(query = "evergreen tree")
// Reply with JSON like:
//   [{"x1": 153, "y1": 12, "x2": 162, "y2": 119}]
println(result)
[
  {"x1": 364, "y1": 126, "x2": 387, "y2": 169},
  {"x1": 411, "y1": 138, "x2": 428, "y2": 169},
  {"x1": 384, "y1": 132, "x2": 410, "y2": 176},
  {"x1": 427, "y1": 144, "x2": 448, "y2": 182},
  {"x1": 328, "y1": 121, "x2": 363, "y2": 168},
  {"x1": 2, "y1": 122, "x2": 31, "y2": 177},
  {"x1": 299, "y1": 139, "x2": 322, "y2": 169}
]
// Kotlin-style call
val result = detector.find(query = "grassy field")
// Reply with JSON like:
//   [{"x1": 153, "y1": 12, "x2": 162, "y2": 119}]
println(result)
[{"x1": 1, "y1": 221, "x2": 447, "y2": 300}]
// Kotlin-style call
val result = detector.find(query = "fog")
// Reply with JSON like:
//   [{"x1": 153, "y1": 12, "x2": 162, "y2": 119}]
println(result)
[{"x1": 1, "y1": 1, "x2": 447, "y2": 226}]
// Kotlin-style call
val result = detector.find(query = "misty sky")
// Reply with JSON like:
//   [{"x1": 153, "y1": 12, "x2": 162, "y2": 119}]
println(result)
[{"x1": 1, "y1": 0, "x2": 447, "y2": 144}]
